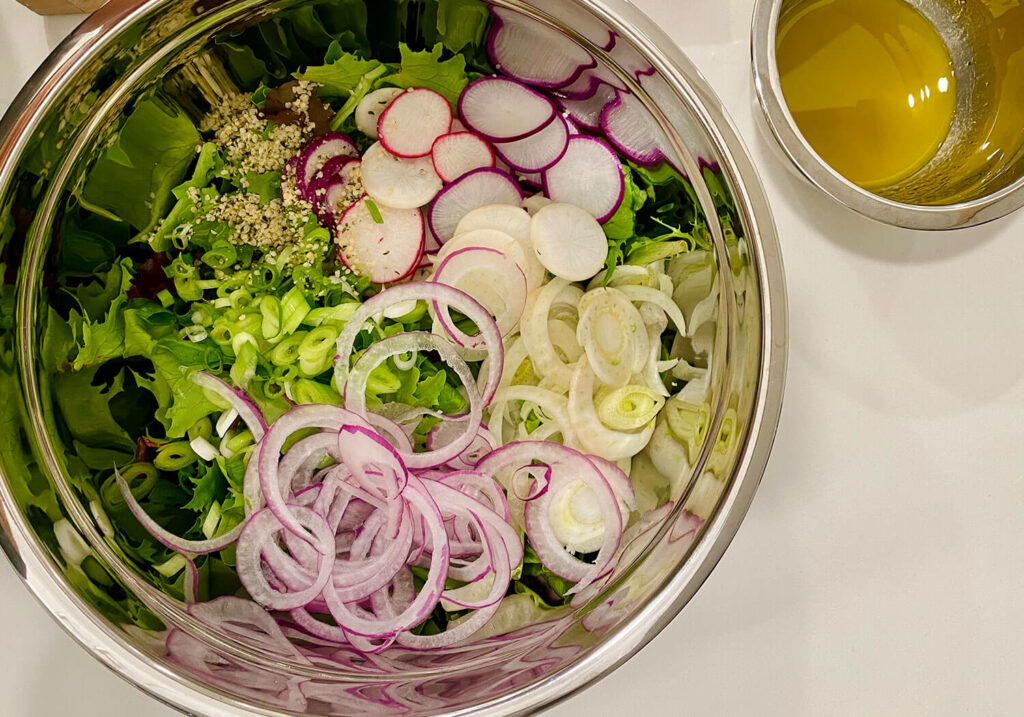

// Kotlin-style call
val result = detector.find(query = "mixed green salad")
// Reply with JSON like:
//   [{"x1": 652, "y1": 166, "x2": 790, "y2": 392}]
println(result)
[{"x1": 31, "y1": 0, "x2": 739, "y2": 650}]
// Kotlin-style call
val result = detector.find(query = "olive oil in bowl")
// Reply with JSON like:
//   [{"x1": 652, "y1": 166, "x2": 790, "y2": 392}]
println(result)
[{"x1": 776, "y1": 0, "x2": 957, "y2": 191}]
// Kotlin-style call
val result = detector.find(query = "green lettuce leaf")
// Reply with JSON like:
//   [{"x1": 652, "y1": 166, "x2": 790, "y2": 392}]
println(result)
[
  {"x1": 436, "y1": 0, "x2": 491, "y2": 52},
  {"x1": 299, "y1": 48, "x2": 384, "y2": 99},
  {"x1": 382, "y1": 42, "x2": 469, "y2": 107},
  {"x1": 78, "y1": 96, "x2": 201, "y2": 234}
]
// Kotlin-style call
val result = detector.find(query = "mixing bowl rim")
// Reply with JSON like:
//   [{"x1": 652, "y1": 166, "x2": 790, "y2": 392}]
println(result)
[{"x1": 0, "y1": 0, "x2": 788, "y2": 714}]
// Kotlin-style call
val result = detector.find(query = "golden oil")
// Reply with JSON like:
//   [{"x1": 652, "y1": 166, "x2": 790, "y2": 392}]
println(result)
[{"x1": 776, "y1": 0, "x2": 957, "y2": 191}]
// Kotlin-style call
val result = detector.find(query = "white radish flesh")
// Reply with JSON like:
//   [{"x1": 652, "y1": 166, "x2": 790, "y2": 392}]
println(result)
[
  {"x1": 336, "y1": 197, "x2": 424, "y2": 284},
  {"x1": 454, "y1": 204, "x2": 532, "y2": 246},
  {"x1": 361, "y1": 141, "x2": 443, "y2": 210},
  {"x1": 458, "y1": 77, "x2": 557, "y2": 142},
  {"x1": 492, "y1": 115, "x2": 570, "y2": 173},
  {"x1": 431, "y1": 132, "x2": 496, "y2": 183},
  {"x1": 487, "y1": 7, "x2": 596, "y2": 88},
  {"x1": 530, "y1": 203, "x2": 608, "y2": 282},
  {"x1": 543, "y1": 136, "x2": 625, "y2": 222},
  {"x1": 428, "y1": 167, "x2": 523, "y2": 242},
  {"x1": 378, "y1": 88, "x2": 453, "y2": 158},
  {"x1": 522, "y1": 194, "x2": 552, "y2": 216},
  {"x1": 355, "y1": 88, "x2": 404, "y2": 139}
]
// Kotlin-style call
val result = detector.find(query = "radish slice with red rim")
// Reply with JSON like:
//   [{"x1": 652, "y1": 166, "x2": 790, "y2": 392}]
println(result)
[
  {"x1": 428, "y1": 167, "x2": 523, "y2": 242},
  {"x1": 529, "y1": 202, "x2": 608, "y2": 282},
  {"x1": 600, "y1": 91, "x2": 671, "y2": 167},
  {"x1": 432, "y1": 247, "x2": 528, "y2": 338},
  {"x1": 356, "y1": 87, "x2": 404, "y2": 140},
  {"x1": 487, "y1": 8, "x2": 596, "y2": 88},
  {"x1": 556, "y1": 82, "x2": 620, "y2": 133},
  {"x1": 458, "y1": 77, "x2": 558, "y2": 142},
  {"x1": 336, "y1": 197, "x2": 425, "y2": 284},
  {"x1": 378, "y1": 88, "x2": 453, "y2": 159},
  {"x1": 431, "y1": 132, "x2": 496, "y2": 183},
  {"x1": 361, "y1": 141, "x2": 442, "y2": 210},
  {"x1": 492, "y1": 115, "x2": 569, "y2": 173},
  {"x1": 543, "y1": 135, "x2": 625, "y2": 222},
  {"x1": 297, "y1": 133, "x2": 359, "y2": 200}
]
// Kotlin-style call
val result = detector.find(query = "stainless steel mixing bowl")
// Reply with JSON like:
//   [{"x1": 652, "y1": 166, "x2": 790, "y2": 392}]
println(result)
[{"x1": 0, "y1": 0, "x2": 787, "y2": 714}]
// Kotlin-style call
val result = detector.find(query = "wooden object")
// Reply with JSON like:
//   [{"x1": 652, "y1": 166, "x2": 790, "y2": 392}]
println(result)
[{"x1": 16, "y1": 0, "x2": 107, "y2": 15}]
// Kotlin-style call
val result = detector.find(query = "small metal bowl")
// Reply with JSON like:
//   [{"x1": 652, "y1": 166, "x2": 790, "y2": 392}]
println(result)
[{"x1": 752, "y1": 0, "x2": 1024, "y2": 230}]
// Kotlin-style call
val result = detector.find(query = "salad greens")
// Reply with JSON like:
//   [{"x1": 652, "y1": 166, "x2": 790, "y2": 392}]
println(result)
[{"x1": 31, "y1": 0, "x2": 737, "y2": 630}]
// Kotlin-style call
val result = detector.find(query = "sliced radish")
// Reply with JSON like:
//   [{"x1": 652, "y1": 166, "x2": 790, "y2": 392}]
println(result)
[
  {"x1": 428, "y1": 167, "x2": 523, "y2": 242},
  {"x1": 543, "y1": 5, "x2": 617, "y2": 52},
  {"x1": 297, "y1": 133, "x2": 359, "y2": 199},
  {"x1": 436, "y1": 228, "x2": 544, "y2": 291},
  {"x1": 543, "y1": 136, "x2": 625, "y2": 223},
  {"x1": 492, "y1": 115, "x2": 569, "y2": 173},
  {"x1": 361, "y1": 141, "x2": 442, "y2": 210},
  {"x1": 423, "y1": 221, "x2": 442, "y2": 254},
  {"x1": 431, "y1": 132, "x2": 496, "y2": 183},
  {"x1": 336, "y1": 197, "x2": 424, "y2": 284},
  {"x1": 556, "y1": 82, "x2": 620, "y2": 133},
  {"x1": 565, "y1": 117, "x2": 583, "y2": 136},
  {"x1": 317, "y1": 177, "x2": 357, "y2": 222},
  {"x1": 487, "y1": 7, "x2": 596, "y2": 88},
  {"x1": 522, "y1": 194, "x2": 552, "y2": 216},
  {"x1": 454, "y1": 204, "x2": 532, "y2": 247},
  {"x1": 530, "y1": 203, "x2": 608, "y2": 282},
  {"x1": 433, "y1": 247, "x2": 527, "y2": 338},
  {"x1": 356, "y1": 88, "x2": 404, "y2": 140},
  {"x1": 378, "y1": 88, "x2": 453, "y2": 159},
  {"x1": 600, "y1": 92, "x2": 670, "y2": 167},
  {"x1": 458, "y1": 77, "x2": 557, "y2": 142}
]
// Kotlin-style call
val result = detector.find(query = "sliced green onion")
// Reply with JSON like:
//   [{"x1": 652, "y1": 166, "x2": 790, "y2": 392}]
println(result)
[
  {"x1": 154, "y1": 553, "x2": 187, "y2": 578},
  {"x1": 259, "y1": 295, "x2": 283, "y2": 342},
  {"x1": 191, "y1": 305, "x2": 216, "y2": 326},
  {"x1": 596, "y1": 385, "x2": 666, "y2": 431},
  {"x1": 156, "y1": 289, "x2": 174, "y2": 308},
  {"x1": 289, "y1": 378, "x2": 344, "y2": 406},
  {"x1": 201, "y1": 240, "x2": 238, "y2": 270},
  {"x1": 298, "y1": 326, "x2": 339, "y2": 377},
  {"x1": 187, "y1": 417, "x2": 214, "y2": 442},
  {"x1": 153, "y1": 441, "x2": 198, "y2": 471},
  {"x1": 366, "y1": 198, "x2": 384, "y2": 224},
  {"x1": 229, "y1": 288, "x2": 254, "y2": 309},
  {"x1": 269, "y1": 331, "x2": 308, "y2": 367},
  {"x1": 100, "y1": 463, "x2": 157, "y2": 507},
  {"x1": 281, "y1": 286, "x2": 311, "y2": 335},
  {"x1": 303, "y1": 303, "x2": 360, "y2": 328},
  {"x1": 225, "y1": 429, "x2": 254, "y2": 456},
  {"x1": 201, "y1": 502, "x2": 223, "y2": 540}
]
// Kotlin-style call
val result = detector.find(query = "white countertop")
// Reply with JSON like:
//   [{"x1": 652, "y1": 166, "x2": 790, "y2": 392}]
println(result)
[{"x1": 2, "y1": 1, "x2": 1023, "y2": 715}]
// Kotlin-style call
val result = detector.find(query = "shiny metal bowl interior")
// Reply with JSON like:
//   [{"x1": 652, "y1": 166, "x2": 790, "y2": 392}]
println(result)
[
  {"x1": 0, "y1": 0, "x2": 787, "y2": 714},
  {"x1": 752, "y1": 0, "x2": 1024, "y2": 230}
]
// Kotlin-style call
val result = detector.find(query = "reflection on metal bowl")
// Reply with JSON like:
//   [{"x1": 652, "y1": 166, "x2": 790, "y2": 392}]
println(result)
[{"x1": 0, "y1": 1, "x2": 786, "y2": 714}]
